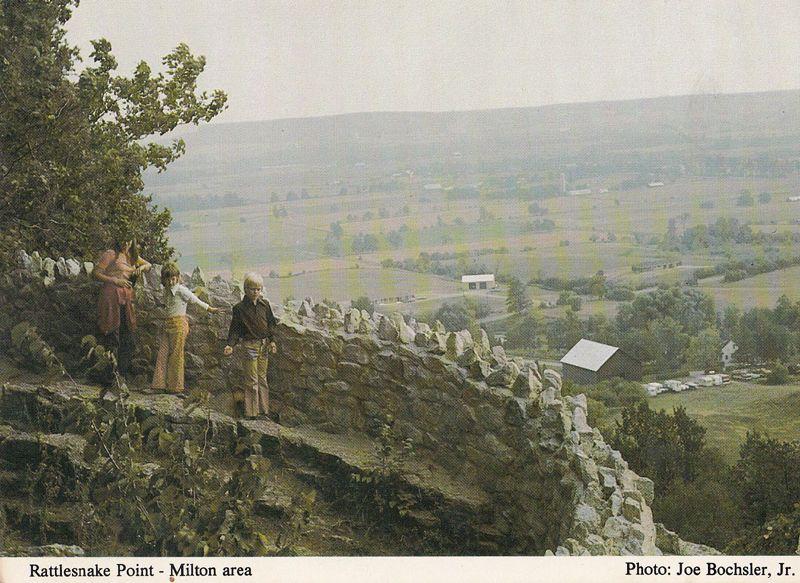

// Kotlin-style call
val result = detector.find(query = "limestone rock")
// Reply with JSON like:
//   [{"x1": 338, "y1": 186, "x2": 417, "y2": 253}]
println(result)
[
  {"x1": 389, "y1": 312, "x2": 415, "y2": 343},
  {"x1": 344, "y1": 308, "x2": 362, "y2": 334},
  {"x1": 55, "y1": 257, "x2": 68, "y2": 277},
  {"x1": 486, "y1": 360, "x2": 519, "y2": 387},
  {"x1": 16, "y1": 250, "x2": 32, "y2": 270},
  {"x1": 377, "y1": 314, "x2": 399, "y2": 341},
  {"x1": 469, "y1": 359, "x2": 492, "y2": 380},
  {"x1": 433, "y1": 320, "x2": 446, "y2": 334},
  {"x1": 30, "y1": 251, "x2": 43, "y2": 273},
  {"x1": 634, "y1": 476, "x2": 655, "y2": 506},
  {"x1": 25, "y1": 544, "x2": 86, "y2": 557},
  {"x1": 511, "y1": 367, "x2": 538, "y2": 398},
  {"x1": 478, "y1": 329, "x2": 491, "y2": 355},
  {"x1": 445, "y1": 329, "x2": 472, "y2": 359},
  {"x1": 190, "y1": 266, "x2": 206, "y2": 287},
  {"x1": 543, "y1": 368, "x2": 562, "y2": 393},
  {"x1": 398, "y1": 322, "x2": 416, "y2": 343},
  {"x1": 457, "y1": 346, "x2": 482, "y2": 367},
  {"x1": 572, "y1": 406, "x2": 593, "y2": 435},
  {"x1": 43, "y1": 257, "x2": 56, "y2": 279},
  {"x1": 144, "y1": 264, "x2": 160, "y2": 288},
  {"x1": 313, "y1": 302, "x2": 331, "y2": 320},
  {"x1": 622, "y1": 497, "x2": 642, "y2": 522},
  {"x1": 64, "y1": 259, "x2": 81, "y2": 278},
  {"x1": 598, "y1": 467, "x2": 618, "y2": 496},
  {"x1": 504, "y1": 397, "x2": 526, "y2": 426},
  {"x1": 358, "y1": 316, "x2": 376, "y2": 334},
  {"x1": 83, "y1": 261, "x2": 94, "y2": 276},
  {"x1": 298, "y1": 300, "x2": 314, "y2": 317},
  {"x1": 574, "y1": 503, "x2": 601, "y2": 531},
  {"x1": 490, "y1": 345, "x2": 508, "y2": 366}
]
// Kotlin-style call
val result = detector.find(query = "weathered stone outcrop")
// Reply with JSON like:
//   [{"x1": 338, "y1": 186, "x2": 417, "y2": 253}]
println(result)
[{"x1": 0, "y1": 252, "x2": 717, "y2": 555}]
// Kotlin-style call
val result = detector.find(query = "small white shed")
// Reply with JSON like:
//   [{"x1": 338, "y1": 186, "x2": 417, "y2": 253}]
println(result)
[{"x1": 461, "y1": 274, "x2": 495, "y2": 290}]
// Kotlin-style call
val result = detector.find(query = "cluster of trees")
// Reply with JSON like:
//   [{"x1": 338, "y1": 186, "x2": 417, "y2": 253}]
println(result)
[
  {"x1": 691, "y1": 254, "x2": 800, "y2": 284},
  {"x1": 416, "y1": 297, "x2": 491, "y2": 336},
  {"x1": 677, "y1": 217, "x2": 756, "y2": 249},
  {"x1": 509, "y1": 282, "x2": 800, "y2": 376},
  {"x1": 159, "y1": 193, "x2": 248, "y2": 212},
  {"x1": 527, "y1": 202, "x2": 548, "y2": 216},
  {"x1": 672, "y1": 217, "x2": 800, "y2": 258},
  {"x1": 556, "y1": 291, "x2": 582, "y2": 311},
  {"x1": 608, "y1": 402, "x2": 800, "y2": 553},
  {"x1": 325, "y1": 223, "x2": 414, "y2": 256},
  {"x1": 526, "y1": 218, "x2": 555, "y2": 232},
  {"x1": 720, "y1": 297, "x2": 800, "y2": 365},
  {"x1": 351, "y1": 233, "x2": 380, "y2": 254},
  {"x1": 506, "y1": 287, "x2": 720, "y2": 374},
  {"x1": 379, "y1": 248, "x2": 510, "y2": 280},
  {"x1": 733, "y1": 189, "x2": 772, "y2": 207},
  {"x1": 0, "y1": 1, "x2": 227, "y2": 268},
  {"x1": 530, "y1": 271, "x2": 632, "y2": 299}
]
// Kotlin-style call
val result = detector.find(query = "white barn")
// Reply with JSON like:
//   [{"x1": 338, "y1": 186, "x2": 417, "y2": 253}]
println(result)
[{"x1": 461, "y1": 274, "x2": 495, "y2": 291}]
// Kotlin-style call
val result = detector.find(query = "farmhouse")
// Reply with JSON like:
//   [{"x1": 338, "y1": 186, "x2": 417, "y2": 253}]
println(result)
[
  {"x1": 560, "y1": 338, "x2": 642, "y2": 385},
  {"x1": 721, "y1": 340, "x2": 738, "y2": 369},
  {"x1": 461, "y1": 273, "x2": 495, "y2": 290}
]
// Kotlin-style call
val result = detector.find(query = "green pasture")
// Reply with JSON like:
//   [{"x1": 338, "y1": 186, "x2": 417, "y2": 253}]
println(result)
[
  {"x1": 699, "y1": 265, "x2": 800, "y2": 310},
  {"x1": 648, "y1": 382, "x2": 800, "y2": 464}
]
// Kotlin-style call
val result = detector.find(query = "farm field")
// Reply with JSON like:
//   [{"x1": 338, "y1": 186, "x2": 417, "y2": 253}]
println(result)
[
  {"x1": 699, "y1": 265, "x2": 800, "y2": 310},
  {"x1": 648, "y1": 382, "x2": 800, "y2": 463},
  {"x1": 258, "y1": 267, "x2": 465, "y2": 306},
  {"x1": 168, "y1": 174, "x2": 800, "y2": 287}
]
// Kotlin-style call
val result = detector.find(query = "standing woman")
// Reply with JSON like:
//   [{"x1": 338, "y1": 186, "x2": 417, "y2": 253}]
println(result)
[{"x1": 94, "y1": 239, "x2": 151, "y2": 378}]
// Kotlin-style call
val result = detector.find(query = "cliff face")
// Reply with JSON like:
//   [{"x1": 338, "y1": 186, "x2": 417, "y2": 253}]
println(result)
[{"x1": 0, "y1": 252, "x2": 717, "y2": 555}]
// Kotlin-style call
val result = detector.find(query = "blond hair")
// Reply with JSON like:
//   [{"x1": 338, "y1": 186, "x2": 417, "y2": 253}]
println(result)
[{"x1": 243, "y1": 272, "x2": 264, "y2": 288}]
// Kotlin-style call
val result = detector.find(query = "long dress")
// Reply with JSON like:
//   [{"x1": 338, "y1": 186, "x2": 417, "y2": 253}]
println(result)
[{"x1": 96, "y1": 250, "x2": 139, "y2": 375}]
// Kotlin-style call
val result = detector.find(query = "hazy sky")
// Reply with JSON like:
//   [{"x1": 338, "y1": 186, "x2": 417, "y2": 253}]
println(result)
[{"x1": 65, "y1": 1, "x2": 800, "y2": 123}]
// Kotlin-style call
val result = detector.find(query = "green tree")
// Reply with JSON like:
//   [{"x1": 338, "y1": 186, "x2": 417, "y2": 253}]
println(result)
[
  {"x1": 506, "y1": 277, "x2": 531, "y2": 314},
  {"x1": 736, "y1": 190, "x2": 755, "y2": 207},
  {"x1": 0, "y1": 1, "x2": 227, "y2": 267},
  {"x1": 505, "y1": 309, "x2": 545, "y2": 349},
  {"x1": 684, "y1": 327, "x2": 722, "y2": 370},
  {"x1": 588, "y1": 270, "x2": 607, "y2": 298},
  {"x1": 350, "y1": 296, "x2": 375, "y2": 316},
  {"x1": 765, "y1": 361, "x2": 790, "y2": 385},
  {"x1": 730, "y1": 432, "x2": 800, "y2": 530},
  {"x1": 432, "y1": 301, "x2": 474, "y2": 332},
  {"x1": 611, "y1": 403, "x2": 707, "y2": 492}
]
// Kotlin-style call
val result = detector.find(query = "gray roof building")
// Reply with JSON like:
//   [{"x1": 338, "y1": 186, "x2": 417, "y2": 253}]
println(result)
[{"x1": 560, "y1": 339, "x2": 642, "y2": 385}]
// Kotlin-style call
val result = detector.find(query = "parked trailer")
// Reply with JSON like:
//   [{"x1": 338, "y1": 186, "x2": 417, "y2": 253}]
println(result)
[
  {"x1": 644, "y1": 382, "x2": 664, "y2": 397},
  {"x1": 698, "y1": 375, "x2": 716, "y2": 387}
]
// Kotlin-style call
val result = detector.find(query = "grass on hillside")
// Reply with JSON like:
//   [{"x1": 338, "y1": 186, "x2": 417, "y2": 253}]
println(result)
[{"x1": 648, "y1": 382, "x2": 800, "y2": 464}]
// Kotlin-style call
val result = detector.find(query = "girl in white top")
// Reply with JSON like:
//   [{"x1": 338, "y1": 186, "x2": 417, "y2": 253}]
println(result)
[
  {"x1": 164, "y1": 280, "x2": 213, "y2": 316},
  {"x1": 151, "y1": 264, "x2": 221, "y2": 394}
]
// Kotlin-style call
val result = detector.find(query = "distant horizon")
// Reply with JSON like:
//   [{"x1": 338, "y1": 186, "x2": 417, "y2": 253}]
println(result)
[
  {"x1": 67, "y1": 1, "x2": 800, "y2": 124},
  {"x1": 184, "y1": 87, "x2": 800, "y2": 127}
]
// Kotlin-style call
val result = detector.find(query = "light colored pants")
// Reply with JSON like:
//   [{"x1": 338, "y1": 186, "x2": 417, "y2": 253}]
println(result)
[
  {"x1": 151, "y1": 316, "x2": 189, "y2": 392},
  {"x1": 242, "y1": 338, "x2": 270, "y2": 417}
]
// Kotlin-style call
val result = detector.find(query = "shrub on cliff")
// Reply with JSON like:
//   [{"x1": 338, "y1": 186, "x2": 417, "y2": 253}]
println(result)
[{"x1": 0, "y1": 1, "x2": 227, "y2": 268}]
